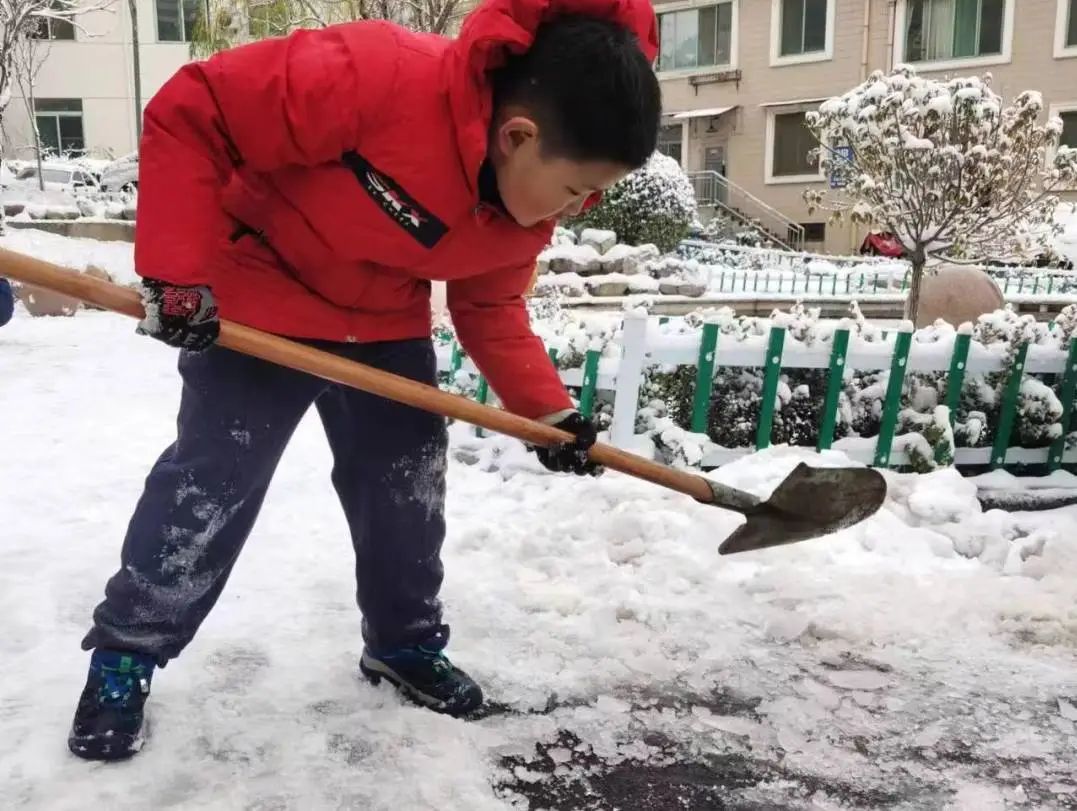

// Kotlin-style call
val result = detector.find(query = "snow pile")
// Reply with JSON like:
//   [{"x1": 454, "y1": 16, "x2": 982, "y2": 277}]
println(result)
[{"x1": 0, "y1": 227, "x2": 138, "y2": 285}]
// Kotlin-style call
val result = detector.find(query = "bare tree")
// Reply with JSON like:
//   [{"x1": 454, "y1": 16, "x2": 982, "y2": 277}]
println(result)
[
  {"x1": 13, "y1": 31, "x2": 49, "y2": 190},
  {"x1": 189, "y1": 0, "x2": 463, "y2": 58},
  {"x1": 0, "y1": 0, "x2": 114, "y2": 231},
  {"x1": 805, "y1": 67, "x2": 1077, "y2": 322}
]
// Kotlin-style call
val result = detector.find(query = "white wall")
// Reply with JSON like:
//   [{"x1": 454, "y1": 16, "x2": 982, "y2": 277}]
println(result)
[{"x1": 2, "y1": 0, "x2": 191, "y2": 160}]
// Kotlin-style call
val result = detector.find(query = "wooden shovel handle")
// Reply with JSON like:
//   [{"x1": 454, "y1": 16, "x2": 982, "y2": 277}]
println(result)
[{"x1": 0, "y1": 247, "x2": 715, "y2": 504}]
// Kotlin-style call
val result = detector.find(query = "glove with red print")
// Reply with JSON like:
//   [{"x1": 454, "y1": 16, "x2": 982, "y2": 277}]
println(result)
[{"x1": 136, "y1": 279, "x2": 220, "y2": 352}]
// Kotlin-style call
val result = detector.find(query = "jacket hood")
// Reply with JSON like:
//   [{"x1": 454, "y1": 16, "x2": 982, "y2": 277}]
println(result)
[{"x1": 446, "y1": 0, "x2": 659, "y2": 194}]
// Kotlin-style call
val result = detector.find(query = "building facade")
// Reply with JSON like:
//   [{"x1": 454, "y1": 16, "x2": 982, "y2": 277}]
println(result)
[
  {"x1": 2, "y1": 0, "x2": 199, "y2": 162},
  {"x1": 656, "y1": 0, "x2": 1077, "y2": 253}
]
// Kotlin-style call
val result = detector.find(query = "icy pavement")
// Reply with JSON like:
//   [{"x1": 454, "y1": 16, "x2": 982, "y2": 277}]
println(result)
[{"x1": 2, "y1": 309, "x2": 1077, "y2": 810}]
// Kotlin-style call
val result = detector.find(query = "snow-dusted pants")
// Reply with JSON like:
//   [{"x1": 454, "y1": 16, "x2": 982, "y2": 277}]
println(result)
[{"x1": 83, "y1": 340, "x2": 449, "y2": 665}]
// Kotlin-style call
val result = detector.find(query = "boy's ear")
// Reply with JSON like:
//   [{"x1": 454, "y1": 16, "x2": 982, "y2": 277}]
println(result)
[{"x1": 497, "y1": 115, "x2": 540, "y2": 155}]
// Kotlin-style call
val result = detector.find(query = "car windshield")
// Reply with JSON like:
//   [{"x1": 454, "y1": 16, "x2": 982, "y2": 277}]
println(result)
[{"x1": 42, "y1": 169, "x2": 74, "y2": 183}]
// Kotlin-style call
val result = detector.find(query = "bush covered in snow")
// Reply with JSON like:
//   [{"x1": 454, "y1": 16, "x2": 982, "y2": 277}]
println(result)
[{"x1": 571, "y1": 153, "x2": 697, "y2": 252}]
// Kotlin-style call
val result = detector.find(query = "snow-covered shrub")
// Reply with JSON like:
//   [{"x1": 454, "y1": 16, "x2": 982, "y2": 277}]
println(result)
[
  {"x1": 901, "y1": 406, "x2": 955, "y2": 473},
  {"x1": 572, "y1": 153, "x2": 697, "y2": 252}
]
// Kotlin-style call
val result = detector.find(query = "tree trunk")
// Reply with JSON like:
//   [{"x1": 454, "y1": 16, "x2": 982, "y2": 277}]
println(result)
[
  {"x1": 129, "y1": 0, "x2": 143, "y2": 141},
  {"x1": 30, "y1": 83, "x2": 44, "y2": 191},
  {"x1": 906, "y1": 253, "x2": 926, "y2": 325}
]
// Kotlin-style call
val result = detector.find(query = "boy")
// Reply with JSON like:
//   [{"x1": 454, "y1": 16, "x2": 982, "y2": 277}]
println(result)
[{"x1": 69, "y1": 0, "x2": 661, "y2": 760}]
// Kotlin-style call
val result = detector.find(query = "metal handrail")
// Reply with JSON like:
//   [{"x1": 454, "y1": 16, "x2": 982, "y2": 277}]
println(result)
[{"x1": 689, "y1": 170, "x2": 805, "y2": 252}]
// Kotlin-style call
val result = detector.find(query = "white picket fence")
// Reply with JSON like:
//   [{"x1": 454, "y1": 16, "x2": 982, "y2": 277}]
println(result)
[{"x1": 437, "y1": 313, "x2": 1077, "y2": 470}]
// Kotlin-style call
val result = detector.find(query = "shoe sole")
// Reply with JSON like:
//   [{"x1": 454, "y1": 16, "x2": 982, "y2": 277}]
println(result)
[
  {"x1": 68, "y1": 728, "x2": 146, "y2": 762},
  {"x1": 359, "y1": 654, "x2": 482, "y2": 717}
]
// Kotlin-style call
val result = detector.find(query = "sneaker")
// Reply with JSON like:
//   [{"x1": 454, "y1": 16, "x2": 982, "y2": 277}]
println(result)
[
  {"x1": 360, "y1": 644, "x2": 483, "y2": 717},
  {"x1": 68, "y1": 649, "x2": 155, "y2": 761}
]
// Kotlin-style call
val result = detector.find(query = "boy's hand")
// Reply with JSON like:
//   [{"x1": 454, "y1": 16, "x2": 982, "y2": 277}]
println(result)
[
  {"x1": 536, "y1": 412, "x2": 602, "y2": 476},
  {"x1": 136, "y1": 279, "x2": 219, "y2": 352}
]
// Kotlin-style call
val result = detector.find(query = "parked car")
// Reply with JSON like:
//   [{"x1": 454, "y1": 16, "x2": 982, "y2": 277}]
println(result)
[
  {"x1": 12, "y1": 163, "x2": 100, "y2": 194},
  {"x1": 99, "y1": 152, "x2": 138, "y2": 193}
]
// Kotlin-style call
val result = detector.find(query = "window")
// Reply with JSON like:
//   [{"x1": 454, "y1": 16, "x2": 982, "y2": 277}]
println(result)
[
  {"x1": 1060, "y1": 110, "x2": 1077, "y2": 151},
  {"x1": 30, "y1": 2, "x2": 76, "y2": 40},
  {"x1": 800, "y1": 222, "x2": 826, "y2": 242},
  {"x1": 904, "y1": 0, "x2": 1005, "y2": 63},
  {"x1": 156, "y1": 0, "x2": 201, "y2": 42},
  {"x1": 779, "y1": 0, "x2": 827, "y2": 57},
  {"x1": 1057, "y1": 0, "x2": 1077, "y2": 57},
  {"x1": 658, "y1": 2, "x2": 734, "y2": 72},
  {"x1": 657, "y1": 125, "x2": 683, "y2": 165},
  {"x1": 34, "y1": 99, "x2": 84, "y2": 156},
  {"x1": 768, "y1": 111, "x2": 819, "y2": 181}
]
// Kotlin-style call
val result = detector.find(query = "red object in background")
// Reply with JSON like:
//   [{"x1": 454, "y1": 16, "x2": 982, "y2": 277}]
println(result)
[{"x1": 860, "y1": 232, "x2": 906, "y2": 258}]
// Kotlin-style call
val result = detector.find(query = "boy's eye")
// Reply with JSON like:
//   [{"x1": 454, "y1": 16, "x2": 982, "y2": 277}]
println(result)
[{"x1": 567, "y1": 187, "x2": 582, "y2": 196}]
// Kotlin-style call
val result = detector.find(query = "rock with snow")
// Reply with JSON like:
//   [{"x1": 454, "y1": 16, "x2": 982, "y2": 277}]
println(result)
[
  {"x1": 541, "y1": 243, "x2": 603, "y2": 276},
  {"x1": 621, "y1": 243, "x2": 662, "y2": 274},
  {"x1": 585, "y1": 275, "x2": 629, "y2": 297},
  {"x1": 579, "y1": 228, "x2": 617, "y2": 255}
]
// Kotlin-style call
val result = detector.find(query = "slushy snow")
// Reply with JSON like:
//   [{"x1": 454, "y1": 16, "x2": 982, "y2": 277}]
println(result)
[{"x1": 2, "y1": 307, "x2": 1077, "y2": 809}]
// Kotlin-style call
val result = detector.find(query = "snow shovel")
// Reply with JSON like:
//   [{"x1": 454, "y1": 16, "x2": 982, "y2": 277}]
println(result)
[{"x1": 0, "y1": 247, "x2": 886, "y2": 554}]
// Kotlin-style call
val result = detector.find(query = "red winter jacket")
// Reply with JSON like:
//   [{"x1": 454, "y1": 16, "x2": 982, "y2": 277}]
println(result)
[{"x1": 135, "y1": 0, "x2": 658, "y2": 419}]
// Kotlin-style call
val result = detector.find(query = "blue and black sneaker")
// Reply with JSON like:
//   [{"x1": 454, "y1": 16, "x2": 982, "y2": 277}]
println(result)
[
  {"x1": 68, "y1": 649, "x2": 156, "y2": 761},
  {"x1": 360, "y1": 642, "x2": 483, "y2": 717}
]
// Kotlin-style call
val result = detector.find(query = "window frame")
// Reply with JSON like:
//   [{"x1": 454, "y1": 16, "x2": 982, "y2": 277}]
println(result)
[
  {"x1": 769, "y1": 0, "x2": 835, "y2": 67},
  {"x1": 893, "y1": 0, "x2": 1015, "y2": 71},
  {"x1": 1048, "y1": 101, "x2": 1077, "y2": 188},
  {"x1": 30, "y1": 1, "x2": 77, "y2": 41},
  {"x1": 33, "y1": 98, "x2": 85, "y2": 157},
  {"x1": 155, "y1": 0, "x2": 200, "y2": 43},
  {"x1": 1056, "y1": 0, "x2": 1077, "y2": 59},
  {"x1": 656, "y1": 0, "x2": 739, "y2": 78},
  {"x1": 765, "y1": 105, "x2": 825, "y2": 185}
]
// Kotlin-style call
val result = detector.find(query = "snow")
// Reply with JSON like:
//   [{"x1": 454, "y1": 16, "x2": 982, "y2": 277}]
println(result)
[
  {"x1": 4, "y1": 239, "x2": 1077, "y2": 805},
  {"x1": 0, "y1": 227, "x2": 137, "y2": 285}
]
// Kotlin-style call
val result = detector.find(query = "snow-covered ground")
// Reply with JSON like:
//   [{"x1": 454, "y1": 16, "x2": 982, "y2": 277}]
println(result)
[{"x1": 3, "y1": 307, "x2": 1077, "y2": 810}]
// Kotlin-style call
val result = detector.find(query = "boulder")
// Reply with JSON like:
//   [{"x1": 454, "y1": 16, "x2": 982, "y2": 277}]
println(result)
[
  {"x1": 586, "y1": 276, "x2": 629, "y2": 297},
  {"x1": 914, "y1": 264, "x2": 1004, "y2": 328},
  {"x1": 677, "y1": 282, "x2": 707, "y2": 297},
  {"x1": 579, "y1": 228, "x2": 617, "y2": 255},
  {"x1": 622, "y1": 244, "x2": 662, "y2": 275},
  {"x1": 544, "y1": 244, "x2": 603, "y2": 276},
  {"x1": 17, "y1": 282, "x2": 81, "y2": 317}
]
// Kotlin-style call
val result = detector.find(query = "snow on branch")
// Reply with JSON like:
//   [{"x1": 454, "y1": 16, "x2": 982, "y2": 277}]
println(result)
[{"x1": 805, "y1": 67, "x2": 1077, "y2": 267}]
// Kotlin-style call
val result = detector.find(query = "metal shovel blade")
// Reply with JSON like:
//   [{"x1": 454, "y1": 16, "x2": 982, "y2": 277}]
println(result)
[{"x1": 717, "y1": 464, "x2": 888, "y2": 555}]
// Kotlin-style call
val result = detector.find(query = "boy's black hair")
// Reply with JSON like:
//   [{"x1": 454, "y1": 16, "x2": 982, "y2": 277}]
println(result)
[{"x1": 490, "y1": 16, "x2": 661, "y2": 168}]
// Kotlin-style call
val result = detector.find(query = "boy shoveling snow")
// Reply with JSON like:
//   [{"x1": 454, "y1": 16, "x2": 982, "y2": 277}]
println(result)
[{"x1": 68, "y1": 0, "x2": 661, "y2": 761}]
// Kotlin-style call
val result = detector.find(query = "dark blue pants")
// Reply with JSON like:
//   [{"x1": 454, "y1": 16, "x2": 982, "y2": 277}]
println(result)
[{"x1": 82, "y1": 339, "x2": 449, "y2": 665}]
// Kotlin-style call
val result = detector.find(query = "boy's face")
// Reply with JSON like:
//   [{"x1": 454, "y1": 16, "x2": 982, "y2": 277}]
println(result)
[{"x1": 490, "y1": 115, "x2": 629, "y2": 227}]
